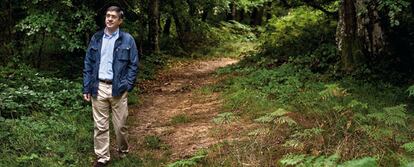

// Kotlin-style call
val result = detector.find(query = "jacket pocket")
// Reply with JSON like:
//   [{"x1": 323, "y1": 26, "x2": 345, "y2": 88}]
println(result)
[
  {"x1": 117, "y1": 45, "x2": 131, "y2": 61},
  {"x1": 89, "y1": 46, "x2": 98, "y2": 62}
]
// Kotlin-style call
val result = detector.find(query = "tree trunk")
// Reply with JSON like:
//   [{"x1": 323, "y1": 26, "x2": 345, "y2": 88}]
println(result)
[
  {"x1": 202, "y1": 7, "x2": 209, "y2": 22},
  {"x1": 227, "y1": 1, "x2": 236, "y2": 20},
  {"x1": 171, "y1": 2, "x2": 185, "y2": 49},
  {"x1": 238, "y1": 9, "x2": 245, "y2": 22},
  {"x1": 36, "y1": 32, "x2": 46, "y2": 68},
  {"x1": 148, "y1": 0, "x2": 160, "y2": 53},
  {"x1": 336, "y1": 0, "x2": 385, "y2": 72},
  {"x1": 250, "y1": 7, "x2": 258, "y2": 25},
  {"x1": 184, "y1": 0, "x2": 195, "y2": 32},
  {"x1": 163, "y1": 17, "x2": 172, "y2": 36},
  {"x1": 250, "y1": 7, "x2": 264, "y2": 25}
]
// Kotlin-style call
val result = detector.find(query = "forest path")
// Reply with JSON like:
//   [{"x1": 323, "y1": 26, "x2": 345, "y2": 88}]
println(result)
[{"x1": 127, "y1": 57, "x2": 250, "y2": 162}]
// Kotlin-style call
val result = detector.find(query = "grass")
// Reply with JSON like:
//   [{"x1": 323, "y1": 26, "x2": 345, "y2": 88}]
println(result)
[
  {"x1": 144, "y1": 135, "x2": 163, "y2": 150},
  {"x1": 170, "y1": 114, "x2": 191, "y2": 125}
]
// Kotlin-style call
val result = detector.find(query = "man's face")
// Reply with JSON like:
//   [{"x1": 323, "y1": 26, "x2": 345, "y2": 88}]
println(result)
[{"x1": 105, "y1": 10, "x2": 122, "y2": 30}]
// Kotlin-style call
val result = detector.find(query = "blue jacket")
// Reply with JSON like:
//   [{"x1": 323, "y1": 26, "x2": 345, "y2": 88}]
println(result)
[{"x1": 83, "y1": 29, "x2": 139, "y2": 97}]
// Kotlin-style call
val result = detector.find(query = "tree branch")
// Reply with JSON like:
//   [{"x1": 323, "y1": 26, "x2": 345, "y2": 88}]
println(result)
[{"x1": 302, "y1": 0, "x2": 338, "y2": 19}]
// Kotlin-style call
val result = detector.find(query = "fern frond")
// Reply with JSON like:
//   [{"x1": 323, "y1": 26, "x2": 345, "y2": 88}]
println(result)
[
  {"x1": 367, "y1": 104, "x2": 407, "y2": 128},
  {"x1": 292, "y1": 128, "x2": 324, "y2": 139},
  {"x1": 275, "y1": 116, "x2": 297, "y2": 126},
  {"x1": 407, "y1": 85, "x2": 414, "y2": 97},
  {"x1": 338, "y1": 157, "x2": 377, "y2": 167},
  {"x1": 213, "y1": 112, "x2": 237, "y2": 124},
  {"x1": 283, "y1": 139, "x2": 304, "y2": 149},
  {"x1": 279, "y1": 154, "x2": 307, "y2": 166},
  {"x1": 319, "y1": 84, "x2": 348, "y2": 100},
  {"x1": 167, "y1": 151, "x2": 207, "y2": 167},
  {"x1": 402, "y1": 141, "x2": 414, "y2": 153},
  {"x1": 248, "y1": 128, "x2": 270, "y2": 136},
  {"x1": 254, "y1": 108, "x2": 290, "y2": 123},
  {"x1": 279, "y1": 153, "x2": 340, "y2": 167}
]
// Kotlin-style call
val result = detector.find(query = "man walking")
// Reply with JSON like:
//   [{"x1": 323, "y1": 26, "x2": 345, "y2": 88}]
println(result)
[{"x1": 83, "y1": 5, "x2": 138, "y2": 167}]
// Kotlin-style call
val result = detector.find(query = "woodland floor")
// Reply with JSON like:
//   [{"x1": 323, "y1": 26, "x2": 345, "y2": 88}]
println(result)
[{"x1": 125, "y1": 57, "x2": 257, "y2": 165}]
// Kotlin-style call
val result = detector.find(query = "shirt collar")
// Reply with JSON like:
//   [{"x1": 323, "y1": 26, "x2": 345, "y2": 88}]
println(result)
[{"x1": 103, "y1": 28, "x2": 119, "y2": 39}]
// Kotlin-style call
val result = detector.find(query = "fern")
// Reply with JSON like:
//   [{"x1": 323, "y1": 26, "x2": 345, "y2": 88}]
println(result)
[
  {"x1": 319, "y1": 84, "x2": 348, "y2": 100},
  {"x1": 279, "y1": 154, "x2": 307, "y2": 166},
  {"x1": 279, "y1": 154, "x2": 340, "y2": 167},
  {"x1": 167, "y1": 151, "x2": 207, "y2": 167},
  {"x1": 360, "y1": 125, "x2": 393, "y2": 140},
  {"x1": 282, "y1": 139, "x2": 304, "y2": 149},
  {"x1": 407, "y1": 85, "x2": 414, "y2": 97},
  {"x1": 254, "y1": 108, "x2": 296, "y2": 126},
  {"x1": 402, "y1": 142, "x2": 414, "y2": 153},
  {"x1": 213, "y1": 112, "x2": 237, "y2": 124},
  {"x1": 338, "y1": 157, "x2": 378, "y2": 167},
  {"x1": 367, "y1": 104, "x2": 407, "y2": 128},
  {"x1": 291, "y1": 128, "x2": 324, "y2": 139},
  {"x1": 280, "y1": 154, "x2": 377, "y2": 167},
  {"x1": 247, "y1": 128, "x2": 270, "y2": 136}
]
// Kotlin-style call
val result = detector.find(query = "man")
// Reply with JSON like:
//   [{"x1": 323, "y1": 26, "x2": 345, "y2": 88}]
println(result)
[{"x1": 83, "y1": 5, "x2": 138, "y2": 167}]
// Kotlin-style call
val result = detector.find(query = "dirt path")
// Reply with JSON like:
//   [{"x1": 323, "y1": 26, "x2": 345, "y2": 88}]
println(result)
[{"x1": 128, "y1": 58, "x2": 244, "y2": 161}]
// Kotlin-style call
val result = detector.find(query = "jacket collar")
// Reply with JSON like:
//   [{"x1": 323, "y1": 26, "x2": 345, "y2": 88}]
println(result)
[{"x1": 95, "y1": 29, "x2": 124, "y2": 41}]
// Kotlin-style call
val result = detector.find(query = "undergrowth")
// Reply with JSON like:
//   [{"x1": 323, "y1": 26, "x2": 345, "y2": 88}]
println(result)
[
  {"x1": 0, "y1": 65, "x2": 93, "y2": 166},
  {"x1": 212, "y1": 54, "x2": 414, "y2": 166},
  {"x1": 204, "y1": 5, "x2": 414, "y2": 167}
]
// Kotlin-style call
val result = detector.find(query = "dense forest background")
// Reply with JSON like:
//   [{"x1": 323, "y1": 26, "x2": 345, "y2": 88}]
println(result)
[{"x1": 1, "y1": 0, "x2": 414, "y2": 166}]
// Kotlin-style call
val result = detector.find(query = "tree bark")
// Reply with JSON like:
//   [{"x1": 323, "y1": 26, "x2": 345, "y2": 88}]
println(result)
[
  {"x1": 250, "y1": 6, "x2": 264, "y2": 25},
  {"x1": 148, "y1": 0, "x2": 160, "y2": 53},
  {"x1": 227, "y1": 1, "x2": 236, "y2": 20},
  {"x1": 171, "y1": 2, "x2": 185, "y2": 49},
  {"x1": 163, "y1": 17, "x2": 172, "y2": 36},
  {"x1": 36, "y1": 32, "x2": 46, "y2": 68},
  {"x1": 337, "y1": 0, "x2": 363, "y2": 72},
  {"x1": 336, "y1": 0, "x2": 386, "y2": 72},
  {"x1": 250, "y1": 7, "x2": 258, "y2": 25}
]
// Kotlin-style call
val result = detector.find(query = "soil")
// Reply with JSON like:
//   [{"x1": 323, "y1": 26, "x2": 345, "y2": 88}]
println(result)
[{"x1": 128, "y1": 58, "x2": 250, "y2": 161}]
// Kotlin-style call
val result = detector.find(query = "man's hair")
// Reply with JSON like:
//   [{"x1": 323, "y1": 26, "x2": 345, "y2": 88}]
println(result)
[{"x1": 106, "y1": 6, "x2": 124, "y2": 19}]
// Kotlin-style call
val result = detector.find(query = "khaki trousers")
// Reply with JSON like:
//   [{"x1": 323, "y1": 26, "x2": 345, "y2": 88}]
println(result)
[{"x1": 92, "y1": 82, "x2": 129, "y2": 163}]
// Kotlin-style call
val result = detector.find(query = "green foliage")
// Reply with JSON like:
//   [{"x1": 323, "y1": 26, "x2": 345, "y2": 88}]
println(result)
[
  {"x1": 144, "y1": 135, "x2": 163, "y2": 149},
  {"x1": 16, "y1": 1, "x2": 96, "y2": 52},
  {"x1": 217, "y1": 54, "x2": 413, "y2": 165},
  {"x1": 255, "y1": 108, "x2": 297, "y2": 126},
  {"x1": 167, "y1": 150, "x2": 207, "y2": 167},
  {"x1": 338, "y1": 157, "x2": 378, "y2": 167},
  {"x1": 319, "y1": 84, "x2": 349, "y2": 100},
  {"x1": 245, "y1": 6, "x2": 340, "y2": 78},
  {"x1": 261, "y1": 7, "x2": 337, "y2": 67},
  {"x1": 0, "y1": 65, "x2": 85, "y2": 118},
  {"x1": 279, "y1": 153, "x2": 340, "y2": 167},
  {"x1": 407, "y1": 85, "x2": 414, "y2": 97},
  {"x1": 171, "y1": 114, "x2": 191, "y2": 124},
  {"x1": 213, "y1": 112, "x2": 238, "y2": 124},
  {"x1": 0, "y1": 66, "x2": 92, "y2": 166},
  {"x1": 378, "y1": 0, "x2": 411, "y2": 26},
  {"x1": 235, "y1": 0, "x2": 272, "y2": 11},
  {"x1": 367, "y1": 104, "x2": 407, "y2": 128},
  {"x1": 138, "y1": 53, "x2": 168, "y2": 80},
  {"x1": 402, "y1": 142, "x2": 414, "y2": 153},
  {"x1": 279, "y1": 154, "x2": 378, "y2": 167}
]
